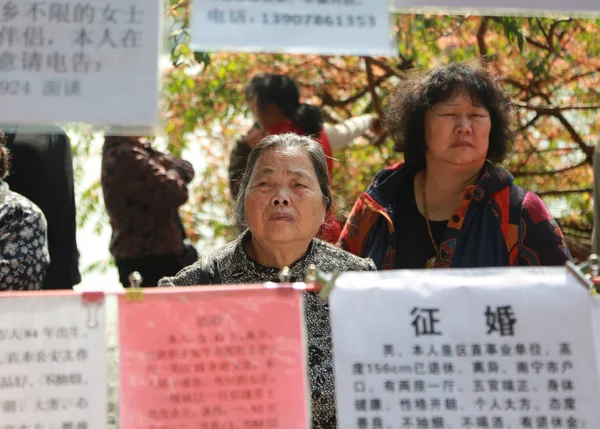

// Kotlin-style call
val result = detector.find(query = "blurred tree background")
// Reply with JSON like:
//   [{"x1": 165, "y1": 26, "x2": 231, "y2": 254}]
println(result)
[{"x1": 76, "y1": 3, "x2": 600, "y2": 274}]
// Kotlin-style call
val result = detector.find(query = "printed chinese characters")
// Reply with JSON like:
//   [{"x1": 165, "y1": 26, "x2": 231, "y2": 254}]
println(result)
[
  {"x1": 0, "y1": 1, "x2": 149, "y2": 98},
  {"x1": 0, "y1": 298, "x2": 106, "y2": 429},
  {"x1": 140, "y1": 317, "x2": 280, "y2": 429},
  {"x1": 349, "y1": 305, "x2": 584, "y2": 429}
]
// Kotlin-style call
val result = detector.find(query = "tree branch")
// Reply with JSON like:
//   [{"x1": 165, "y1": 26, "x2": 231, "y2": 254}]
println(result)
[
  {"x1": 321, "y1": 74, "x2": 391, "y2": 108},
  {"x1": 364, "y1": 57, "x2": 384, "y2": 119},
  {"x1": 564, "y1": 68, "x2": 600, "y2": 85},
  {"x1": 512, "y1": 102, "x2": 600, "y2": 112},
  {"x1": 477, "y1": 17, "x2": 489, "y2": 58},
  {"x1": 512, "y1": 160, "x2": 589, "y2": 177},
  {"x1": 512, "y1": 146, "x2": 580, "y2": 154},
  {"x1": 554, "y1": 112, "x2": 594, "y2": 160},
  {"x1": 524, "y1": 35, "x2": 550, "y2": 51},
  {"x1": 537, "y1": 188, "x2": 592, "y2": 197},
  {"x1": 503, "y1": 79, "x2": 552, "y2": 104},
  {"x1": 517, "y1": 113, "x2": 540, "y2": 132},
  {"x1": 511, "y1": 101, "x2": 596, "y2": 161},
  {"x1": 366, "y1": 57, "x2": 409, "y2": 79},
  {"x1": 547, "y1": 19, "x2": 571, "y2": 52}
]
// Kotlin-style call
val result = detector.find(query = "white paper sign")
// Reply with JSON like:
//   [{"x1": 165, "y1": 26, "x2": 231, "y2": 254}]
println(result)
[
  {"x1": 191, "y1": 0, "x2": 394, "y2": 56},
  {"x1": 391, "y1": 0, "x2": 599, "y2": 15},
  {"x1": 330, "y1": 267, "x2": 600, "y2": 429},
  {"x1": 0, "y1": 0, "x2": 160, "y2": 127},
  {"x1": 0, "y1": 294, "x2": 107, "y2": 429}
]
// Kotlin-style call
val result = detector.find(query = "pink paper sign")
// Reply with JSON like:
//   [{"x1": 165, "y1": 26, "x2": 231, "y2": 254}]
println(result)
[{"x1": 118, "y1": 285, "x2": 309, "y2": 429}]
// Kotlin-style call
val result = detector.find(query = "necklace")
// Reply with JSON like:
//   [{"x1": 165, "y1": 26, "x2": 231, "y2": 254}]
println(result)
[{"x1": 421, "y1": 176, "x2": 438, "y2": 269}]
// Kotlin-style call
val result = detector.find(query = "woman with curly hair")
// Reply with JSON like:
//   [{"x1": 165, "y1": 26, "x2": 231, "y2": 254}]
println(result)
[{"x1": 338, "y1": 61, "x2": 572, "y2": 269}]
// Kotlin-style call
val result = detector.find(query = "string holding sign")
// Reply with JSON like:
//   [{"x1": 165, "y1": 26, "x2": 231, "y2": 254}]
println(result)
[{"x1": 390, "y1": 0, "x2": 600, "y2": 16}]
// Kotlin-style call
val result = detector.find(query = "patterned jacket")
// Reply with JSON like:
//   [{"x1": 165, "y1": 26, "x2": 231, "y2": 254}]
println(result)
[
  {"x1": 338, "y1": 161, "x2": 573, "y2": 269},
  {"x1": 0, "y1": 180, "x2": 50, "y2": 290}
]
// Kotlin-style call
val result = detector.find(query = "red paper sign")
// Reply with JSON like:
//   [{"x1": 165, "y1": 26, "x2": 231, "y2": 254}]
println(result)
[{"x1": 118, "y1": 285, "x2": 309, "y2": 429}]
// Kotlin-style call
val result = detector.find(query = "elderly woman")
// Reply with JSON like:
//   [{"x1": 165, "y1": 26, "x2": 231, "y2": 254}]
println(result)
[
  {"x1": 0, "y1": 132, "x2": 50, "y2": 290},
  {"x1": 339, "y1": 62, "x2": 572, "y2": 269},
  {"x1": 159, "y1": 133, "x2": 375, "y2": 428}
]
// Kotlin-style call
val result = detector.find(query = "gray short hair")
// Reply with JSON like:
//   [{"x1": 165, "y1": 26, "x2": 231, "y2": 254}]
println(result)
[{"x1": 233, "y1": 133, "x2": 332, "y2": 228}]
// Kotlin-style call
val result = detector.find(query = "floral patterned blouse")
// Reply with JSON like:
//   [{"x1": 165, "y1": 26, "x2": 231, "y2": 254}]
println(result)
[{"x1": 0, "y1": 180, "x2": 49, "y2": 290}]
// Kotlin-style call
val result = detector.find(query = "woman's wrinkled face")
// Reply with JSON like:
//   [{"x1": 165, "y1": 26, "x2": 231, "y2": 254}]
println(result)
[
  {"x1": 424, "y1": 90, "x2": 491, "y2": 168},
  {"x1": 244, "y1": 147, "x2": 326, "y2": 245}
]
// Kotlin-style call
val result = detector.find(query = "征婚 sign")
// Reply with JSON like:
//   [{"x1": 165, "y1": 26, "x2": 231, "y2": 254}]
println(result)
[
  {"x1": 0, "y1": 0, "x2": 161, "y2": 127},
  {"x1": 330, "y1": 267, "x2": 600, "y2": 428},
  {"x1": 191, "y1": 0, "x2": 395, "y2": 57}
]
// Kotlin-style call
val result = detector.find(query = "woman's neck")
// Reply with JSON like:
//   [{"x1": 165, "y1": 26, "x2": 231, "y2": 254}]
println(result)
[
  {"x1": 244, "y1": 236, "x2": 311, "y2": 269},
  {"x1": 426, "y1": 168, "x2": 479, "y2": 196},
  {"x1": 415, "y1": 161, "x2": 481, "y2": 221},
  {"x1": 262, "y1": 110, "x2": 289, "y2": 133}
]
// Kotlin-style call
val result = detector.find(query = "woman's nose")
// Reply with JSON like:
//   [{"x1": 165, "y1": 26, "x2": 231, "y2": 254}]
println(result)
[
  {"x1": 455, "y1": 117, "x2": 473, "y2": 135},
  {"x1": 271, "y1": 193, "x2": 290, "y2": 206}
]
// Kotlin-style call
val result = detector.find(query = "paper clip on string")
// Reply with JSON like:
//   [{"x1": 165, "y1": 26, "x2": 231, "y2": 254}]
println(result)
[
  {"x1": 268, "y1": 265, "x2": 339, "y2": 300},
  {"x1": 81, "y1": 291, "x2": 104, "y2": 329},
  {"x1": 304, "y1": 264, "x2": 340, "y2": 301},
  {"x1": 567, "y1": 254, "x2": 600, "y2": 296},
  {"x1": 126, "y1": 271, "x2": 144, "y2": 301}
]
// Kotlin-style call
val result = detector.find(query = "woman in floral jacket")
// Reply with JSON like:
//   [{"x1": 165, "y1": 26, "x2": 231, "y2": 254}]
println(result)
[{"x1": 0, "y1": 131, "x2": 49, "y2": 290}]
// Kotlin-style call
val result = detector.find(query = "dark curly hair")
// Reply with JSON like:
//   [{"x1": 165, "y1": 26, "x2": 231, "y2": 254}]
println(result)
[{"x1": 386, "y1": 61, "x2": 513, "y2": 171}]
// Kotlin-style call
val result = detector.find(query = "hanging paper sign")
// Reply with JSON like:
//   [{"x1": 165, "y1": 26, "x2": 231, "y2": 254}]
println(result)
[
  {"x1": 118, "y1": 286, "x2": 309, "y2": 429},
  {"x1": 0, "y1": 0, "x2": 161, "y2": 127},
  {"x1": 0, "y1": 292, "x2": 108, "y2": 429},
  {"x1": 191, "y1": 0, "x2": 395, "y2": 56},
  {"x1": 330, "y1": 267, "x2": 600, "y2": 429}
]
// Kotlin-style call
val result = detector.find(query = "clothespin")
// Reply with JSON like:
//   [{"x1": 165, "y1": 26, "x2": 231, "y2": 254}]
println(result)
[
  {"x1": 126, "y1": 271, "x2": 144, "y2": 301},
  {"x1": 582, "y1": 254, "x2": 600, "y2": 296},
  {"x1": 566, "y1": 255, "x2": 600, "y2": 295},
  {"x1": 304, "y1": 264, "x2": 340, "y2": 301},
  {"x1": 271, "y1": 265, "x2": 339, "y2": 298},
  {"x1": 278, "y1": 266, "x2": 291, "y2": 283},
  {"x1": 81, "y1": 291, "x2": 104, "y2": 329}
]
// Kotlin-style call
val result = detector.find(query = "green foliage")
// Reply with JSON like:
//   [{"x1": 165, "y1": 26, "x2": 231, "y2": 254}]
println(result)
[
  {"x1": 75, "y1": 5, "x2": 600, "y2": 268},
  {"x1": 162, "y1": 10, "x2": 599, "y2": 258}
]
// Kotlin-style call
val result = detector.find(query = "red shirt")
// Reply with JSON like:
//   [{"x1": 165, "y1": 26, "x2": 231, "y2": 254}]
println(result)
[{"x1": 266, "y1": 120, "x2": 341, "y2": 243}]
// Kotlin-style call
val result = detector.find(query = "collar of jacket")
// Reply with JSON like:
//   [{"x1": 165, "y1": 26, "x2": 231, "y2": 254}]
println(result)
[
  {"x1": 0, "y1": 180, "x2": 7, "y2": 205},
  {"x1": 364, "y1": 160, "x2": 515, "y2": 225},
  {"x1": 102, "y1": 137, "x2": 153, "y2": 156}
]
